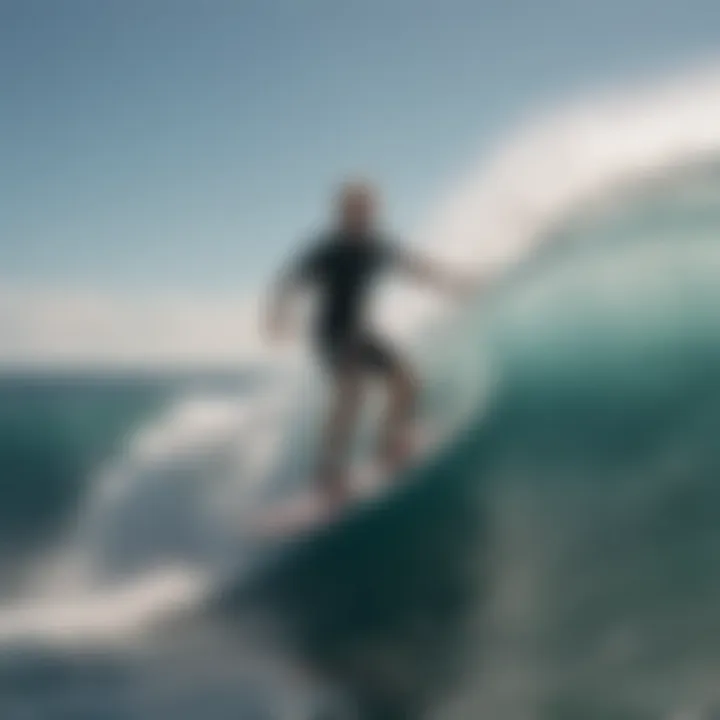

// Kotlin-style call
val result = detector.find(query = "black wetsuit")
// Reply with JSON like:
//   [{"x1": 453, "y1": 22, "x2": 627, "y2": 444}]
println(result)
[{"x1": 288, "y1": 230, "x2": 404, "y2": 375}]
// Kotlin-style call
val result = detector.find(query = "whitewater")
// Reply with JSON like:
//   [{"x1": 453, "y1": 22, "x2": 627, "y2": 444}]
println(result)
[{"x1": 2, "y1": 65, "x2": 720, "y2": 718}]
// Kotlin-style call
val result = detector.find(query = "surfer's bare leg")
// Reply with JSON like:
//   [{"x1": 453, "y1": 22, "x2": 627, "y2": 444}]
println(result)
[
  {"x1": 318, "y1": 369, "x2": 363, "y2": 506},
  {"x1": 379, "y1": 363, "x2": 418, "y2": 473}
]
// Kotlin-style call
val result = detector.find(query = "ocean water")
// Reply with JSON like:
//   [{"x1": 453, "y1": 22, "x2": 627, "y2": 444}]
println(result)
[{"x1": 3, "y1": 80, "x2": 720, "y2": 719}]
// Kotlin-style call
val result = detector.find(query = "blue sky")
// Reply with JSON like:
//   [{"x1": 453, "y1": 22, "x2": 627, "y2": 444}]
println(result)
[{"x1": 1, "y1": 0, "x2": 719, "y2": 295}]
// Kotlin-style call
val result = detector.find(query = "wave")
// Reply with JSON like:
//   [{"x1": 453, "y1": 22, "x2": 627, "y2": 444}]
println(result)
[{"x1": 2, "y1": 63, "x2": 720, "y2": 718}]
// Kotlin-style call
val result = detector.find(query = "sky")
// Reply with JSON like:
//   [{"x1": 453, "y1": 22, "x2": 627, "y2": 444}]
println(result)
[{"x1": 0, "y1": 0, "x2": 719, "y2": 364}]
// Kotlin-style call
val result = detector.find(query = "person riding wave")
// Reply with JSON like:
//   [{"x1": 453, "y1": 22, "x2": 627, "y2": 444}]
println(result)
[{"x1": 266, "y1": 180, "x2": 475, "y2": 507}]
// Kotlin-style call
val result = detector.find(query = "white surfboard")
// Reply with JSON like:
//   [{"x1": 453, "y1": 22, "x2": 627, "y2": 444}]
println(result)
[{"x1": 250, "y1": 429, "x2": 435, "y2": 539}]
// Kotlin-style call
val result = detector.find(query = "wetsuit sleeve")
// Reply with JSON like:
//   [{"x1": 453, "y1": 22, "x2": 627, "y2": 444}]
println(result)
[{"x1": 378, "y1": 238, "x2": 410, "y2": 271}]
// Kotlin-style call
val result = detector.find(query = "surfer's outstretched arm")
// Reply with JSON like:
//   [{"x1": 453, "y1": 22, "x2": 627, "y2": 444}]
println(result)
[{"x1": 399, "y1": 252, "x2": 482, "y2": 298}]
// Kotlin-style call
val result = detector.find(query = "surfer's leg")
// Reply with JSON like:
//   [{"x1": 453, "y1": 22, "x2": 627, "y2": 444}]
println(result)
[
  {"x1": 360, "y1": 337, "x2": 419, "y2": 473},
  {"x1": 381, "y1": 361, "x2": 418, "y2": 471},
  {"x1": 317, "y1": 366, "x2": 363, "y2": 505}
]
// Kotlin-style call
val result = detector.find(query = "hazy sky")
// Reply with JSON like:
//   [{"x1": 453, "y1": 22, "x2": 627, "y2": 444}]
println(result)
[{"x1": 1, "y1": 0, "x2": 719, "y2": 296}]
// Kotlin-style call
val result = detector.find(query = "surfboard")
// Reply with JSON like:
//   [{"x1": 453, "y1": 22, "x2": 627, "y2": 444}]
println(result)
[{"x1": 250, "y1": 430, "x2": 435, "y2": 540}]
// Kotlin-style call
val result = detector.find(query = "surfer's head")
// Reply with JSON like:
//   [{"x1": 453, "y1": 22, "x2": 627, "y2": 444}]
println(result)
[{"x1": 336, "y1": 179, "x2": 378, "y2": 235}]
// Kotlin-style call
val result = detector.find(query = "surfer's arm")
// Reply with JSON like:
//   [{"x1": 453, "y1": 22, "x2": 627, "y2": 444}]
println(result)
[
  {"x1": 399, "y1": 252, "x2": 482, "y2": 298},
  {"x1": 265, "y1": 245, "x2": 323, "y2": 342}
]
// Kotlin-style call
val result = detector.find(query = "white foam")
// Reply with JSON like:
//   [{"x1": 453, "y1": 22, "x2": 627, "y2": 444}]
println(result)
[
  {"x1": 376, "y1": 63, "x2": 720, "y2": 339},
  {"x1": 0, "y1": 568, "x2": 205, "y2": 646}
]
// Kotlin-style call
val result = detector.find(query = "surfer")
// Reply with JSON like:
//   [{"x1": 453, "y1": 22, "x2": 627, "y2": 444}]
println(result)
[{"x1": 266, "y1": 180, "x2": 474, "y2": 506}]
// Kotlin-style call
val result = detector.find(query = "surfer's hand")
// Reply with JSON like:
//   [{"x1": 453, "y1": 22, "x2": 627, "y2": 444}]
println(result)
[
  {"x1": 265, "y1": 280, "x2": 301, "y2": 345},
  {"x1": 266, "y1": 313, "x2": 291, "y2": 344}
]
